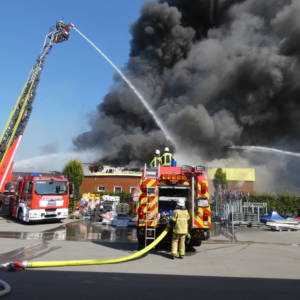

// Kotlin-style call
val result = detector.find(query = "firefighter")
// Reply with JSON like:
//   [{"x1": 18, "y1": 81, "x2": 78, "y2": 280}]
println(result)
[
  {"x1": 56, "y1": 20, "x2": 66, "y2": 31},
  {"x1": 150, "y1": 149, "x2": 162, "y2": 168},
  {"x1": 54, "y1": 20, "x2": 70, "y2": 42},
  {"x1": 161, "y1": 147, "x2": 172, "y2": 166},
  {"x1": 170, "y1": 199, "x2": 190, "y2": 259}
]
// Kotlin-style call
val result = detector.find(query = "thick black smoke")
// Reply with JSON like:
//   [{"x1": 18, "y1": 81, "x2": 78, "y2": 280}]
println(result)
[{"x1": 74, "y1": 0, "x2": 300, "y2": 190}]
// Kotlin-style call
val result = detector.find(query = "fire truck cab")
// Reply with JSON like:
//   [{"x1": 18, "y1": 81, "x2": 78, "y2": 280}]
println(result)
[
  {"x1": 0, "y1": 174, "x2": 70, "y2": 223},
  {"x1": 136, "y1": 164, "x2": 211, "y2": 249}
]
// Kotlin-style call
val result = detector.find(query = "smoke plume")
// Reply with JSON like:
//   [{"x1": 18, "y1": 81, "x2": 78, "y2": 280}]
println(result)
[{"x1": 74, "y1": 0, "x2": 300, "y2": 192}]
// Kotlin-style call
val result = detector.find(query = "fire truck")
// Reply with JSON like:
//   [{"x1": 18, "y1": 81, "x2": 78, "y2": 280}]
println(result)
[
  {"x1": 136, "y1": 163, "x2": 211, "y2": 249},
  {"x1": 0, "y1": 21, "x2": 73, "y2": 222},
  {"x1": 0, "y1": 173, "x2": 70, "y2": 223}
]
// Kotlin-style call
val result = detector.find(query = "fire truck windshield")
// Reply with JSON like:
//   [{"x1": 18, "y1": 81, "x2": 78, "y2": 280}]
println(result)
[{"x1": 34, "y1": 180, "x2": 68, "y2": 195}]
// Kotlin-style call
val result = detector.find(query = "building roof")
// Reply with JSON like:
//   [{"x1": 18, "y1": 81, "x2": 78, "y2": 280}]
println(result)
[
  {"x1": 86, "y1": 173, "x2": 141, "y2": 177},
  {"x1": 207, "y1": 168, "x2": 255, "y2": 181},
  {"x1": 83, "y1": 163, "x2": 255, "y2": 181},
  {"x1": 83, "y1": 163, "x2": 142, "y2": 177}
]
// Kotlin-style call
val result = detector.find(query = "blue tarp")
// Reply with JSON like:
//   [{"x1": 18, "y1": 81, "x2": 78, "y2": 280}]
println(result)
[{"x1": 260, "y1": 211, "x2": 285, "y2": 223}]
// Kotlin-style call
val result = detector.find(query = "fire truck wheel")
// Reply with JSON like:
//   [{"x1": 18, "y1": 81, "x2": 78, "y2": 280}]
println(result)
[
  {"x1": 186, "y1": 239, "x2": 201, "y2": 251},
  {"x1": 17, "y1": 210, "x2": 24, "y2": 224},
  {"x1": 137, "y1": 240, "x2": 145, "y2": 250}
]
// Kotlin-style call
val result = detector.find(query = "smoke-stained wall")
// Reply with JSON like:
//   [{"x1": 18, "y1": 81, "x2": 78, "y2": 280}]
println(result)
[{"x1": 74, "y1": 0, "x2": 300, "y2": 192}]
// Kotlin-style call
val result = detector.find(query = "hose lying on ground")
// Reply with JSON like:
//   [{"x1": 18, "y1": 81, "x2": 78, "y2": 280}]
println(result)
[
  {"x1": 3, "y1": 225, "x2": 170, "y2": 270},
  {"x1": 0, "y1": 280, "x2": 11, "y2": 297}
]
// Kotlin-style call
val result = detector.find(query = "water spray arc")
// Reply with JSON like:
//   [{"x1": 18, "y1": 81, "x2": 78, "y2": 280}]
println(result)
[
  {"x1": 73, "y1": 26, "x2": 176, "y2": 147},
  {"x1": 230, "y1": 145, "x2": 300, "y2": 158}
]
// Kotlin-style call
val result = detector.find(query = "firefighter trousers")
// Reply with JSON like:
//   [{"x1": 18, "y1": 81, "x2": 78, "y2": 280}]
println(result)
[{"x1": 171, "y1": 233, "x2": 186, "y2": 256}]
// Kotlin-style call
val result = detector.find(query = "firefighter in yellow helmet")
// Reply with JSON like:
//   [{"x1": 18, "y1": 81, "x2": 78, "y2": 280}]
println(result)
[
  {"x1": 150, "y1": 149, "x2": 162, "y2": 168},
  {"x1": 161, "y1": 147, "x2": 172, "y2": 166},
  {"x1": 169, "y1": 199, "x2": 190, "y2": 259}
]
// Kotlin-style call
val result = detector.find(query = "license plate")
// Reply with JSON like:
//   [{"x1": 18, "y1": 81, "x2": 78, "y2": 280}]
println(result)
[{"x1": 47, "y1": 201, "x2": 56, "y2": 206}]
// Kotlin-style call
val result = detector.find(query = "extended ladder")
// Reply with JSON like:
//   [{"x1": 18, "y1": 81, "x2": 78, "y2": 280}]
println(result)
[
  {"x1": 0, "y1": 41, "x2": 54, "y2": 161},
  {"x1": 0, "y1": 23, "x2": 72, "y2": 191}
]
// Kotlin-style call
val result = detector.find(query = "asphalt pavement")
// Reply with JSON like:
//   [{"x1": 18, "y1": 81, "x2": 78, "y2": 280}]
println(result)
[{"x1": 0, "y1": 218, "x2": 300, "y2": 299}]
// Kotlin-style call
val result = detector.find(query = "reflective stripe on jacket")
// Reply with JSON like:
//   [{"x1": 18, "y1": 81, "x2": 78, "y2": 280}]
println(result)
[
  {"x1": 161, "y1": 152, "x2": 172, "y2": 166},
  {"x1": 171, "y1": 209, "x2": 190, "y2": 234},
  {"x1": 150, "y1": 156, "x2": 161, "y2": 167}
]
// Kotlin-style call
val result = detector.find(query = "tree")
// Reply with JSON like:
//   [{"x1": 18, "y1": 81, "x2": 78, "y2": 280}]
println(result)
[
  {"x1": 63, "y1": 160, "x2": 84, "y2": 209},
  {"x1": 213, "y1": 168, "x2": 228, "y2": 189}
]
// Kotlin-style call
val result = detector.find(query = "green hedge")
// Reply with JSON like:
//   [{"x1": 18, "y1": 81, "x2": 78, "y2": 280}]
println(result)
[{"x1": 250, "y1": 193, "x2": 300, "y2": 216}]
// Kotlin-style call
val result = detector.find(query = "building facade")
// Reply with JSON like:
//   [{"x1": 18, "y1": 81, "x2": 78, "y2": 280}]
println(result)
[
  {"x1": 80, "y1": 164, "x2": 141, "y2": 194},
  {"x1": 80, "y1": 175, "x2": 141, "y2": 194}
]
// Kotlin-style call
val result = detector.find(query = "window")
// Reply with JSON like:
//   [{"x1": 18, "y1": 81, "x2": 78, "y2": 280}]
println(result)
[
  {"x1": 98, "y1": 186, "x2": 105, "y2": 193},
  {"x1": 25, "y1": 182, "x2": 33, "y2": 194},
  {"x1": 130, "y1": 187, "x2": 136, "y2": 194},
  {"x1": 114, "y1": 186, "x2": 122, "y2": 193}
]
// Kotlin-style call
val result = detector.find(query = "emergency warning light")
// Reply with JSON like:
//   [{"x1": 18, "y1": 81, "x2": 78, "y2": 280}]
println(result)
[
  {"x1": 161, "y1": 174, "x2": 187, "y2": 181},
  {"x1": 30, "y1": 173, "x2": 41, "y2": 177}
]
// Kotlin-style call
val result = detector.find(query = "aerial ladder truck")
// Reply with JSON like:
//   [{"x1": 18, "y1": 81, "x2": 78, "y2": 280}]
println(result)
[{"x1": 0, "y1": 21, "x2": 74, "y2": 222}]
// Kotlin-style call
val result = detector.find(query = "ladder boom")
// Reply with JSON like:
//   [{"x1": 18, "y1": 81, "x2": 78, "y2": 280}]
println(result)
[{"x1": 0, "y1": 21, "x2": 73, "y2": 192}]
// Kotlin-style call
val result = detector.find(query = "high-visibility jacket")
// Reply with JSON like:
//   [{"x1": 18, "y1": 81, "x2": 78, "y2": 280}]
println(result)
[
  {"x1": 150, "y1": 156, "x2": 161, "y2": 168},
  {"x1": 170, "y1": 209, "x2": 190, "y2": 234},
  {"x1": 161, "y1": 152, "x2": 172, "y2": 166}
]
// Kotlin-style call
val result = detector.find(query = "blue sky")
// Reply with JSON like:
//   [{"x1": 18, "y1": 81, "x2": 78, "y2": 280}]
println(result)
[{"x1": 0, "y1": 0, "x2": 148, "y2": 166}]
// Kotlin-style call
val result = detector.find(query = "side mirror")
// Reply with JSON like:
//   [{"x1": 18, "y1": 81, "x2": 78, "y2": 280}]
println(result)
[{"x1": 5, "y1": 182, "x2": 15, "y2": 193}]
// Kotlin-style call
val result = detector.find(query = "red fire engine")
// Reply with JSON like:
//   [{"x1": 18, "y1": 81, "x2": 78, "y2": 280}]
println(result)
[
  {"x1": 136, "y1": 162, "x2": 211, "y2": 249},
  {"x1": 0, "y1": 22, "x2": 73, "y2": 222},
  {"x1": 0, "y1": 174, "x2": 70, "y2": 222}
]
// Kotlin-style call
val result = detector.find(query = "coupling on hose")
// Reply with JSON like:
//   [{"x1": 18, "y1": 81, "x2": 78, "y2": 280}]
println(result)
[{"x1": 2, "y1": 261, "x2": 28, "y2": 272}]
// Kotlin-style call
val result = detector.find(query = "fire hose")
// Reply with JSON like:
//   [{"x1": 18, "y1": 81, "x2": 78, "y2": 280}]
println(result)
[{"x1": 3, "y1": 225, "x2": 170, "y2": 270}]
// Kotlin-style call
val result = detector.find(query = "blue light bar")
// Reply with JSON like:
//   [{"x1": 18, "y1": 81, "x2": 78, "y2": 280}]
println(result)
[{"x1": 30, "y1": 173, "x2": 41, "y2": 177}]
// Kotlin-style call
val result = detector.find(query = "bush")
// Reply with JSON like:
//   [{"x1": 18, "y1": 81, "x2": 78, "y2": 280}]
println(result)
[{"x1": 250, "y1": 193, "x2": 300, "y2": 216}]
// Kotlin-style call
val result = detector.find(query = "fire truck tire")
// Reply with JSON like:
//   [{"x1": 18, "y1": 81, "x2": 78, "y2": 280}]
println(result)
[
  {"x1": 191, "y1": 240, "x2": 202, "y2": 247},
  {"x1": 137, "y1": 239, "x2": 145, "y2": 250},
  {"x1": 186, "y1": 238, "x2": 201, "y2": 251},
  {"x1": 17, "y1": 209, "x2": 24, "y2": 224},
  {"x1": 137, "y1": 235, "x2": 149, "y2": 249}
]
